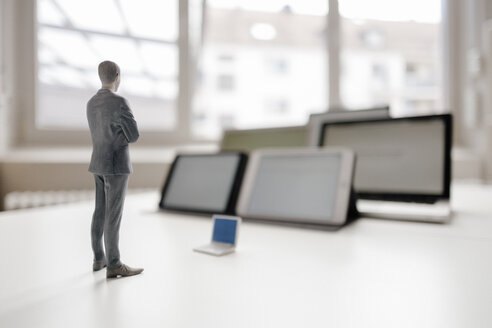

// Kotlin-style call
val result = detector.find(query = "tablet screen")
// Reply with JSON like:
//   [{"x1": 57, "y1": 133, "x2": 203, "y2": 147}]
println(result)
[
  {"x1": 245, "y1": 153, "x2": 341, "y2": 220},
  {"x1": 161, "y1": 154, "x2": 243, "y2": 213}
]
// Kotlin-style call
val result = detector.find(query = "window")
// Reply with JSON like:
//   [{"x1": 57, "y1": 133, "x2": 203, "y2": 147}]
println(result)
[
  {"x1": 339, "y1": 0, "x2": 443, "y2": 116},
  {"x1": 265, "y1": 58, "x2": 289, "y2": 74},
  {"x1": 32, "y1": 0, "x2": 447, "y2": 144},
  {"x1": 36, "y1": 0, "x2": 178, "y2": 131},
  {"x1": 192, "y1": 0, "x2": 329, "y2": 139},
  {"x1": 218, "y1": 54, "x2": 235, "y2": 62},
  {"x1": 217, "y1": 74, "x2": 235, "y2": 91},
  {"x1": 264, "y1": 98, "x2": 290, "y2": 114}
]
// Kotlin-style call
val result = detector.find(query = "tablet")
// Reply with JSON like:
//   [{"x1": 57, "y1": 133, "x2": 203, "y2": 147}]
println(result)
[
  {"x1": 159, "y1": 153, "x2": 248, "y2": 214},
  {"x1": 320, "y1": 114, "x2": 452, "y2": 203},
  {"x1": 236, "y1": 148, "x2": 355, "y2": 226}
]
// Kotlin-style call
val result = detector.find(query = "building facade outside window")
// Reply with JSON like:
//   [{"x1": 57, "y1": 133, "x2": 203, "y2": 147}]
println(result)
[
  {"x1": 192, "y1": 0, "x2": 329, "y2": 139},
  {"x1": 339, "y1": 0, "x2": 443, "y2": 116}
]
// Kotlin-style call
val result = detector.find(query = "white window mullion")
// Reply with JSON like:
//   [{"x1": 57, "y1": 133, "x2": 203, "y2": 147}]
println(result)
[
  {"x1": 178, "y1": 0, "x2": 192, "y2": 141},
  {"x1": 328, "y1": 0, "x2": 341, "y2": 110}
]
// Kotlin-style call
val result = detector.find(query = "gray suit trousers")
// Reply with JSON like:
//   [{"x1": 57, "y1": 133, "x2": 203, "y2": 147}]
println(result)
[{"x1": 91, "y1": 174, "x2": 129, "y2": 270}]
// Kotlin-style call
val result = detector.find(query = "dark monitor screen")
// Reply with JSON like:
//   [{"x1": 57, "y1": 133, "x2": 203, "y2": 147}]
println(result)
[
  {"x1": 160, "y1": 153, "x2": 247, "y2": 214},
  {"x1": 320, "y1": 114, "x2": 452, "y2": 202}
]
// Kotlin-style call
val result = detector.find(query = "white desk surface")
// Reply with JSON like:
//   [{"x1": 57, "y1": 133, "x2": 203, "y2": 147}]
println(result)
[{"x1": 0, "y1": 183, "x2": 492, "y2": 328}]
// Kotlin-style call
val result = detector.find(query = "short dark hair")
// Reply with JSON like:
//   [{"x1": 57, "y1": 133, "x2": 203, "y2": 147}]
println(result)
[{"x1": 98, "y1": 61, "x2": 120, "y2": 84}]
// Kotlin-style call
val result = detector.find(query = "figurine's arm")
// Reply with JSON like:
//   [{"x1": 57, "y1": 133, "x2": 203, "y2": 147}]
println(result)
[{"x1": 120, "y1": 100, "x2": 139, "y2": 143}]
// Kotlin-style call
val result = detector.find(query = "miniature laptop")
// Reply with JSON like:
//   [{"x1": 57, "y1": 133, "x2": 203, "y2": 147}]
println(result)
[
  {"x1": 160, "y1": 153, "x2": 247, "y2": 215},
  {"x1": 236, "y1": 148, "x2": 356, "y2": 227},
  {"x1": 193, "y1": 215, "x2": 241, "y2": 256}
]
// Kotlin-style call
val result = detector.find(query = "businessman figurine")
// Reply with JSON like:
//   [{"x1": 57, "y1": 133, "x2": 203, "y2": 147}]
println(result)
[{"x1": 87, "y1": 60, "x2": 144, "y2": 278}]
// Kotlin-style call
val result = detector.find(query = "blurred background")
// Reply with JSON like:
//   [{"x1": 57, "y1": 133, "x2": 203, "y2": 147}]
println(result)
[{"x1": 0, "y1": 0, "x2": 490, "y2": 210}]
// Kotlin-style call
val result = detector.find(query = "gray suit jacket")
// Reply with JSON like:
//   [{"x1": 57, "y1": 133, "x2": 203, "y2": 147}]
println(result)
[{"x1": 87, "y1": 89, "x2": 139, "y2": 175}]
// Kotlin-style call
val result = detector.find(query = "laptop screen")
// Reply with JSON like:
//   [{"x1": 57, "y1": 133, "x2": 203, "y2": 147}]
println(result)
[
  {"x1": 212, "y1": 218, "x2": 237, "y2": 244},
  {"x1": 320, "y1": 114, "x2": 451, "y2": 202}
]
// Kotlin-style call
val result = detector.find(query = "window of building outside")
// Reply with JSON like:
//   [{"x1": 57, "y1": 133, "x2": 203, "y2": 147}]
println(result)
[
  {"x1": 193, "y1": 0, "x2": 329, "y2": 139},
  {"x1": 217, "y1": 74, "x2": 235, "y2": 91},
  {"x1": 339, "y1": 0, "x2": 443, "y2": 116},
  {"x1": 36, "y1": 0, "x2": 178, "y2": 131}
]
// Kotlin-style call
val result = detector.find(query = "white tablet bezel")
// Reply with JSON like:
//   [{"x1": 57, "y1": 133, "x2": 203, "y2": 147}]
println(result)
[{"x1": 236, "y1": 148, "x2": 355, "y2": 226}]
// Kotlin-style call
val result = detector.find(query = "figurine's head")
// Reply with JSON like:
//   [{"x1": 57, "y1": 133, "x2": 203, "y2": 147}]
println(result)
[{"x1": 98, "y1": 61, "x2": 121, "y2": 92}]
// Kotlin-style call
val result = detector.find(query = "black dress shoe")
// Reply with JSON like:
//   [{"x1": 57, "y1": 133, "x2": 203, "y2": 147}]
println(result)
[
  {"x1": 93, "y1": 260, "x2": 107, "y2": 272},
  {"x1": 106, "y1": 264, "x2": 144, "y2": 278}
]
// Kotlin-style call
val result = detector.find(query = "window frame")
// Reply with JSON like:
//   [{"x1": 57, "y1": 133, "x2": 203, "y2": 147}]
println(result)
[{"x1": 19, "y1": 0, "x2": 195, "y2": 147}]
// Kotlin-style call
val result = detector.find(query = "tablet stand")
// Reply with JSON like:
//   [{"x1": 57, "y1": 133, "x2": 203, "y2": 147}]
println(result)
[{"x1": 344, "y1": 187, "x2": 359, "y2": 225}]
